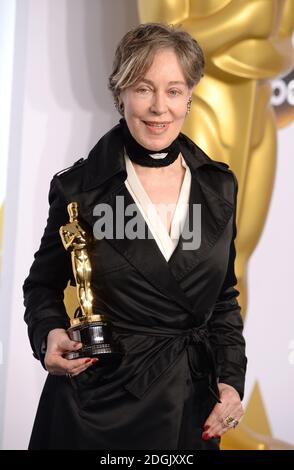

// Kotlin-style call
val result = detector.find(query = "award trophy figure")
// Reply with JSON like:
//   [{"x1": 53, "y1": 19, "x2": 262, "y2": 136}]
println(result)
[{"x1": 59, "y1": 202, "x2": 122, "y2": 365}]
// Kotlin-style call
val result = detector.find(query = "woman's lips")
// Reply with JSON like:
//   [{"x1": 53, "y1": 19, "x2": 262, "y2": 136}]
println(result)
[{"x1": 143, "y1": 121, "x2": 171, "y2": 134}]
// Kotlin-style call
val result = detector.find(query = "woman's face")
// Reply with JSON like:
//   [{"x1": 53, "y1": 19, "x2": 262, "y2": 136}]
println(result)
[{"x1": 119, "y1": 48, "x2": 193, "y2": 151}]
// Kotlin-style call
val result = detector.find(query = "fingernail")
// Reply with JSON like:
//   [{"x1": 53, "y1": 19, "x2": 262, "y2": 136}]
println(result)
[
  {"x1": 85, "y1": 358, "x2": 92, "y2": 363},
  {"x1": 73, "y1": 342, "x2": 82, "y2": 348},
  {"x1": 202, "y1": 432, "x2": 210, "y2": 440},
  {"x1": 91, "y1": 358, "x2": 99, "y2": 364},
  {"x1": 204, "y1": 424, "x2": 210, "y2": 431}
]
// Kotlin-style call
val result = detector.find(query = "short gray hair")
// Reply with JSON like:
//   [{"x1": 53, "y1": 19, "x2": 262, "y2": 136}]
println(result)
[{"x1": 108, "y1": 22, "x2": 205, "y2": 115}]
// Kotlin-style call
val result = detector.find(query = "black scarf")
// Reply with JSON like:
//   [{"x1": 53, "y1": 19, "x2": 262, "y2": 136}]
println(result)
[{"x1": 120, "y1": 118, "x2": 180, "y2": 167}]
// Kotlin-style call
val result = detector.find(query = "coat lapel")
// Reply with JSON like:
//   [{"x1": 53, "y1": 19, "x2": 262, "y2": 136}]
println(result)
[
  {"x1": 167, "y1": 135, "x2": 235, "y2": 282},
  {"x1": 168, "y1": 172, "x2": 234, "y2": 282}
]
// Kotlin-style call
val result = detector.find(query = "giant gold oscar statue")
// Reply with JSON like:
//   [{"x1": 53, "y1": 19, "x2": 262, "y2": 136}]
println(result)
[{"x1": 138, "y1": 0, "x2": 294, "y2": 450}]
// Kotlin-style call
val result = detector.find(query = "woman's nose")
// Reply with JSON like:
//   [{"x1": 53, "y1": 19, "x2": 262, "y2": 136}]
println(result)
[{"x1": 150, "y1": 91, "x2": 167, "y2": 114}]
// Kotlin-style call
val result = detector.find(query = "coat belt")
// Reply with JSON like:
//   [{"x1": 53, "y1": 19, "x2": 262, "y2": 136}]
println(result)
[{"x1": 112, "y1": 324, "x2": 221, "y2": 402}]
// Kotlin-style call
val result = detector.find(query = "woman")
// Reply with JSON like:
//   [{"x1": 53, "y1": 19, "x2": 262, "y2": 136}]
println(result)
[{"x1": 23, "y1": 22, "x2": 247, "y2": 450}]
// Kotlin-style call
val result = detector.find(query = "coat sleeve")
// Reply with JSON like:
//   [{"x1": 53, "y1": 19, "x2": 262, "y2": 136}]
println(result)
[
  {"x1": 207, "y1": 173, "x2": 247, "y2": 400},
  {"x1": 23, "y1": 176, "x2": 72, "y2": 368}
]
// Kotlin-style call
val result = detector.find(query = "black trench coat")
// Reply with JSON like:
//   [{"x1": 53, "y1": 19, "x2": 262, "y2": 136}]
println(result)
[{"x1": 23, "y1": 122, "x2": 247, "y2": 450}]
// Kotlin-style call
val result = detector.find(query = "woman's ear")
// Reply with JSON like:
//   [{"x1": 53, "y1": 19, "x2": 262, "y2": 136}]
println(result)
[
  {"x1": 118, "y1": 97, "x2": 125, "y2": 116},
  {"x1": 115, "y1": 92, "x2": 125, "y2": 116}
]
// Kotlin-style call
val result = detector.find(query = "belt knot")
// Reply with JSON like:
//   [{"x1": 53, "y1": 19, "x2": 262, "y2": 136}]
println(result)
[{"x1": 190, "y1": 327, "x2": 208, "y2": 343}]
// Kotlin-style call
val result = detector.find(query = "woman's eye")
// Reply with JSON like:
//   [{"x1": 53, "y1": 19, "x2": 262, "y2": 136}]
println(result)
[
  {"x1": 136, "y1": 88, "x2": 150, "y2": 94},
  {"x1": 168, "y1": 89, "x2": 181, "y2": 96}
]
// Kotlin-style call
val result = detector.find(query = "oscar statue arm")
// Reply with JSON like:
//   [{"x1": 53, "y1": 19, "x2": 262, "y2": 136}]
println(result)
[
  {"x1": 61, "y1": 231, "x2": 78, "y2": 251},
  {"x1": 23, "y1": 176, "x2": 73, "y2": 369},
  {"x1": 138, "y1": 0, "x2": 252, "y2": 53},
  {"x1": 137, "y1": 0, "x2": 189, "y2": 24}
]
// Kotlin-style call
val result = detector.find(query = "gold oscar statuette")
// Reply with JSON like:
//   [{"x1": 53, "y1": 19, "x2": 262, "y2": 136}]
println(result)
[{"x1": 59, "y1": 202, "x2": 123, "y2": 365}]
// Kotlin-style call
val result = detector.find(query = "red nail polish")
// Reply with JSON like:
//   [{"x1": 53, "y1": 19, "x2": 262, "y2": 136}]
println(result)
[
  {"x1": 85, "y1": 358, "x2": 92, "y2": 363},
  {"x1": 204, "y1": 424, "x2": 210, "y2": 431},
  {"x1": 202, "y1": 432, "x2": 210, "y2": 440},
  {"x1": 91, "y1": 358, "x2": 99, "y2": 364}
]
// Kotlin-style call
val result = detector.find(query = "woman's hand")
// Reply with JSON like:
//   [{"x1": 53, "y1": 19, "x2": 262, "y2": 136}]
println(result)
[
  {"x1": 202, "y1": 383, "x2": 244, "y2": 440},
  {"x1": 44, "y1": 328, "x2": 98, "y2": 377}
]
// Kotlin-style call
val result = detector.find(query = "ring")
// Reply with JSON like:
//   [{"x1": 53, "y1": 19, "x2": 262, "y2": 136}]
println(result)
[
  {"x1": 223, "y1": 415, "x2": 235, "y2": 427},
  {"x1": 232, "y1": 419, "x2": 239, "y2": 428}
]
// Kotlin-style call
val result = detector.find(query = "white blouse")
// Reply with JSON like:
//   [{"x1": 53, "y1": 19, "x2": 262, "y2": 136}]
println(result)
[{"x1": 124, "y1": 153, "x2": 191, "y2": 261}]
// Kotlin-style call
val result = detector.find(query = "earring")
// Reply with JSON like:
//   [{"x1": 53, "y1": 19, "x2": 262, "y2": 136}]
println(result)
[
  {"x1": 187, "y1": 96, "x2": 192, "y2": 114},
  {"x1": 187, "y1": 97, "x2": 192, "y2": 114}
]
